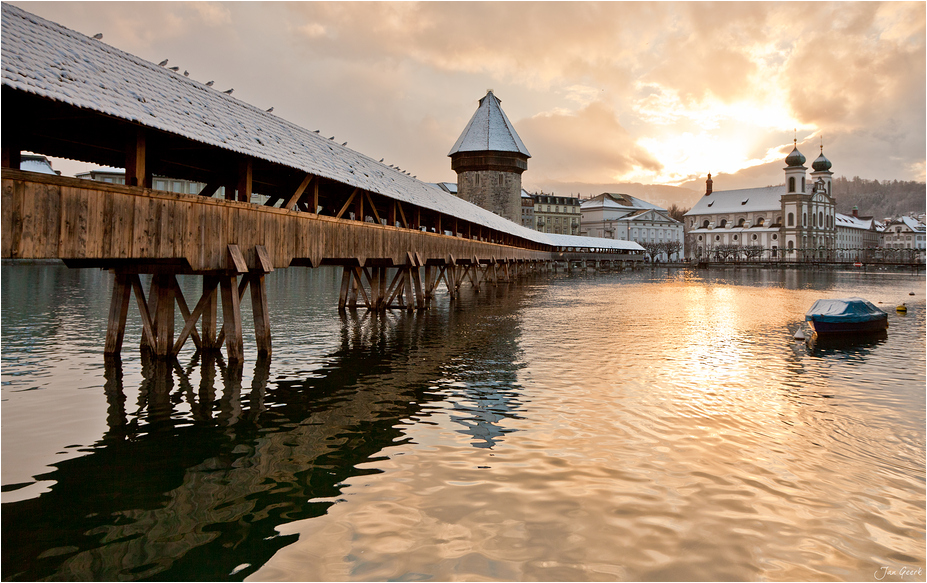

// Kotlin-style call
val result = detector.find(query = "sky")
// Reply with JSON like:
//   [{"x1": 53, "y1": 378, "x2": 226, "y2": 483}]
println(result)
[{"x1": 14, "y1": 1, "x2": 927, "y2": 207}]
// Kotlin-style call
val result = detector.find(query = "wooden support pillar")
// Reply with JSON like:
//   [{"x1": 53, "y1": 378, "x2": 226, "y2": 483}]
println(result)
[
  {"x1": 201, "y1": 275, "x2": 220, "y2": 349},
  {"x1": 105, "y1": 272, "x2": 132, "y2": 355},
  {"x1": 220, "y1": 275, "x2": 244, "y2": 362},
  {"x1": 424, "y1": 265, "x2": 435, "y2": 299},
  {"x1": 125, "y1": 127, "x2": 150, "y2": 188},
  {"x1": 237, "y1": 158, "x2": 252, "y2": 203},
  {"x1": 338, "y1": 267, "x2": 352, "y2": 311},
  {"x1": 411, "y1": 266, "x2": 425, "y2": 309},
  {"x1": 152, "y1": 274, "x2": 175, "y2": 357},
  {"x1": 250, "y1": 273, "x2": 271, "y2": 356},
  {"x1": 1, "y1": 146, "x2": 21, "y2": 169}
]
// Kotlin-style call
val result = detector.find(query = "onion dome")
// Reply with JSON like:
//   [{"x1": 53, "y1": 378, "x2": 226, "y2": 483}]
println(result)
[
  {"x1": 785, "y1": 139, "x2": 806, "y2": 167},
  {"x1": 812, "y1": 147, "x2": 832, "y2": 172}
]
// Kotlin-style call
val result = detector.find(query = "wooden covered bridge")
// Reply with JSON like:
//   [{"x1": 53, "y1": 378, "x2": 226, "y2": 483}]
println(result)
[{"x1": 1, "y1": 4, "x2": 643, "y2": 362}]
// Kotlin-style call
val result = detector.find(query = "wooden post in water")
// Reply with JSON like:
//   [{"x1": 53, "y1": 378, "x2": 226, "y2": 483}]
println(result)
[{"x1": 105, "y1": 272, "x2": 132, "y2": 355}]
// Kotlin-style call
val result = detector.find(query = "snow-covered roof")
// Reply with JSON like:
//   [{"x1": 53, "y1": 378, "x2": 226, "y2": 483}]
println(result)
[
  {"x1": 835, "y1": 213, "x2": 873, "y2": 231},
  {"x1": 545, "y1": 233, "x2": 644, "y2": 252},
  {"x1": 448, "y1": 91, "x2": 530, "y2": 157},
  {"x1": 581, "y1": 192, "x2": 663, "y2": 211},
  {"x1": 684, "y1": 185, "x2": 784, "y2": 216},
  {"x1": 889, "y1": 216, "x2": 927, "y2": 232},
  {"x1": 20, "y1": 154, "x2": 57, "y2": 174},
  {"x1": 1, "y1": 3, "x2": 636, "y2": 253}
]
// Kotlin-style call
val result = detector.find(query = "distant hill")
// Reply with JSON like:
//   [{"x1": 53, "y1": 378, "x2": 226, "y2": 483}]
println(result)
[{"x1": 831, "y1": 177, "x2": 926, "y2": 219}]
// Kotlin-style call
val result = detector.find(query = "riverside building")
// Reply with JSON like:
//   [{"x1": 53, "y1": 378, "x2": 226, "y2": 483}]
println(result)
[
  {"x1": 580, "y1": 193, "x2": 684, "y2": 261},
  {"x1": 684, "y1": 141, "x2": 837, "y2": 261}
]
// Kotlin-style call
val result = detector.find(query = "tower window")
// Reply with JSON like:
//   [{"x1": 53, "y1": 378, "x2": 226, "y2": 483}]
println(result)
[
  {"x1": 788, "y1": 213, "x2": 794, "y2": 226},
  {"x1": 789, "y1": 177, "x2": 795, "y2": 192}
]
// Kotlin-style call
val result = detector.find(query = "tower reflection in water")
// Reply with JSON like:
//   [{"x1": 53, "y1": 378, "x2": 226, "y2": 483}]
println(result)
[{"x1": 4, "y1": 293, "x2": 527, "y2": 582}]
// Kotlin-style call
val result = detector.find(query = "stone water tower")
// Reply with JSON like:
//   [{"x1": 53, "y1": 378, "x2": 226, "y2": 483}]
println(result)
[{"x1": 448, "y1": 90, "x2": 531, "y2": 223}]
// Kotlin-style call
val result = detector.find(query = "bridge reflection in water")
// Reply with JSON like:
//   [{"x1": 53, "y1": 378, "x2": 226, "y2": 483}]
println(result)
[{"x1": 2, "y1": 291, "x2": 526, "y2": 581}]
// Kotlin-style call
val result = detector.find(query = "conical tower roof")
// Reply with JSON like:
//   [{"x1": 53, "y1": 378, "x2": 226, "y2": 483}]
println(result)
[{"x1": 449, "y1": 90, "x2": 531, "y2": 157}]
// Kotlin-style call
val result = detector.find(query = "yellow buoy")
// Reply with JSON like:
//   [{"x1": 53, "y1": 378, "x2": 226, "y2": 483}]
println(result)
[{"x1": 896, "y1": 303, "x2": 907, "y2": 314}]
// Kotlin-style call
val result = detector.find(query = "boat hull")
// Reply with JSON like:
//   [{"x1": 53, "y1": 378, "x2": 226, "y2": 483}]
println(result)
[{"x1": 808, "y1": 315, "x2": 888, "y2": 335}]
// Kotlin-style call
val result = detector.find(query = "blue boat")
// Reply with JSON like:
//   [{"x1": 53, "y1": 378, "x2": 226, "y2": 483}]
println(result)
[{"x1": 805, "y1": 297, "x2": 888, "y2": 335}]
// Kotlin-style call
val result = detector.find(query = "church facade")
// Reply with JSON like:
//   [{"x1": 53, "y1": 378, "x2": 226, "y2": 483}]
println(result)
[{"x1": 684, "y1": 141, "x2": 837, "y2": 261}]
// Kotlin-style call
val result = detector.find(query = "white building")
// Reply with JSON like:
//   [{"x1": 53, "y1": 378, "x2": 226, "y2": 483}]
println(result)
[
  {"x1": 684, "y1": 142, "x2": 837, "y2": 261},
  {"x1": 835, "y1": 208, "x2": 880, "y2": 261},
  {"x1": 581, "y1": 193, "x2": 684, "y2": 261},
  {"x1": 881, "y1": 216, "x2": 926, "y2": 261}
]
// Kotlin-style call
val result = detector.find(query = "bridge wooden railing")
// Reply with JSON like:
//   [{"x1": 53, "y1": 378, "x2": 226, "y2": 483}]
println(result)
[{"x1": 2, "y1": 170, "x2": 640, "y2": 362}]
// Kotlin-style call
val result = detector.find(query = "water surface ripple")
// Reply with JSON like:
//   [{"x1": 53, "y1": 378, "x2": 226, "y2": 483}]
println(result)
[{"x1": 1, "y1": 265, "x2": 924, "y2": 581}]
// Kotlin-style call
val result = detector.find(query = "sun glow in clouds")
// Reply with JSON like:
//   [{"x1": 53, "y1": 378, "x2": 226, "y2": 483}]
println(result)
[{"x1": 628, "y1": 83, "x2": 817, "y2": 184}]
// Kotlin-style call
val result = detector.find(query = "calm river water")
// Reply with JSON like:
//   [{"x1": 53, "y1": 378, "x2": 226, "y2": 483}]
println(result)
[{"x1": 1, "y1": 264, "x2": 925, "y2": 581}]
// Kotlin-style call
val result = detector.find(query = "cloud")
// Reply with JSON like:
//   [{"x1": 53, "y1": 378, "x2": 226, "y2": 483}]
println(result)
[{"x1": 517, "y1": 101, "x2": 662, "y2": 184}]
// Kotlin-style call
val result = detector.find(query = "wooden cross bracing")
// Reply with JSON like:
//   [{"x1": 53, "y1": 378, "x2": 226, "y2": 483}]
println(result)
[{"x1": 105, "y1": 244, "x2": 273, "y2": 362}]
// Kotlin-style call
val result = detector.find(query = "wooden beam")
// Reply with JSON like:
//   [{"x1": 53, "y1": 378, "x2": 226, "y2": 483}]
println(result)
[
  {"x1": 250, "y1": 273, "x2": 271, "y2": 357},
  {"x1": 283, "y1": 173, "x2": 314, "y2": 211},
  {"x1": 125, "y1": 127, "x2": 149, "y2": 188},
  {"x1": 335, "y1": 188, "x2": 360, "y2": 219},
  {"x1": 237, "y1": 158, "x2": 252, "y2": 202},
  {"x1": 395, "y1": 201, "x2": 408, "y2": 228},
  {"x1": 1, "y1": 146, "x2": 21, "y2": 170},
  {"x1": 220, "y1": 275, "x2": 244, "y2": 362},
  {"x1": 364, "y1": 191, "x2": 382, "y2": 224},
  {"x1": 128, "y1": 274, "x2": 156, "y2": 352},
  {"x1": 170, "y1": 276, "x2": 203, "y2": 351},
  {"x1": 104, "y1": 272, "x2": 131, "y2": 355},
  {"x1": 198, "y1": 181, "x2": 221, "y2": 197}
]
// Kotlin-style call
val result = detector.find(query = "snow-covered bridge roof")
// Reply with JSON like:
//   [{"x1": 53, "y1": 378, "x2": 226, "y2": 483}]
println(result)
[{"x1": 1, "y1": 3, "x2": 639, "y2": 253}]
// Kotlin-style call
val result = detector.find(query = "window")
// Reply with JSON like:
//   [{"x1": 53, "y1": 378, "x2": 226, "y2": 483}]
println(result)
[
  {"x1": 803, "y1": 213, "x2": 807, "y2": 226},
  {"x1": 788, "y1": 213, "x2": 794, "y2": 226},
  {"x1": 719, "y1": 219, "x2": 727, "y2": 228},
  {"x1": 738, "y1": 218, "x2": 745, "y2": 227},
  {"x1": 801, "y1": 177, "x2": 805, "y2": 192},
  {"x1": 756, "y1": 217, "x2": 765, "y2": 226},
  {"x1": 702, "y1": 220, "x2": 710, "y2": 228},
  {"x1": 752, "y1": 234, "x2": 758, "y2": 240},
  {"x1": 733, "y1": 235, "x2": 738, "y2": 241},
  {"x1": 813, "y1": 213, "x2": 816, "y2": 227},
  {"x1": 773, "y1": 234, "x2": 778, "y2": 240},
  {"x1": 819, "y1": 212, "x2": 824, "y2": 228},
  {"x1": 789, "y1": 177, "x2": 795, "y2": 192}
]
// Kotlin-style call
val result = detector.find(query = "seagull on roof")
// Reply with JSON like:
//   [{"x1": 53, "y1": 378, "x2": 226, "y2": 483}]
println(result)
[
  {"x1": 183, "y1": 70, "x2": 189, "y2": 77},
  {"x1": 223, "y1": 88, "x2": 233, "y2": 94},
  {"x1": 205, "y1": 80, "x2": 214, "y2": 87},
  {"x1": 313, "y1": 130, "x2": 320, "y2": 133},
  {"x1": 92, "y1": 33, "x2": 102, "y2": 39},
  {"x1": 379, "y1": 158, "x2": 384, "y2": 162},
  {"x1": 329, "y1": 136, "x2": 335, "y2": 140},
  {"x1": 266, "y1": 107, "x2": 274, "y2": 112},
  {"x1": 158, "y1": 59, "x2": 168, "y2": 66},
  {"x1": 342, "y1": 142, "x2": 347, "y2": 146},
  {"x1": 169, "y1": 66, "x2": 179, "y2": 71}
]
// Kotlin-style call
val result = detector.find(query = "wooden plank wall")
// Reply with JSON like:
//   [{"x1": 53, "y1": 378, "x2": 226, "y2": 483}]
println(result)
[{"x1": 3, "y1": 171, "x2": 566, "y2": 271}]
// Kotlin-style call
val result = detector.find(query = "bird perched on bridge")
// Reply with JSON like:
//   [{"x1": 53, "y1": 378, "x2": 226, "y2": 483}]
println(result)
[
  {"x1": 329, "y1": 136, "x2": 335, "y2": 140},
  {"x1": 379, "y1": 158, "x2": 384, "y2": 162},
  {"x1": 342, "y1": 142, "x2": 347, "y2": 146},
  {"x1": 313, "y1": 130, "x2": 320, "y2": 133},
  {"x1": 183, "y1": 70, "x2": 189, "y2": 77},
  {"x1": 158, "y1": 59, "x2": 168, "y2": 66},
  {"x1": 266, "y1": 107, "x2": 274, "y2": 112},
  {"x1": 205, "y1": 80, "x2": 214, "y2": 87},
  {"x1": 92, "y1": 33, "x2": 102, "y2": 39},
  {"x1": 223, "y1": 88, "x2": 233, "y2": 94},
  {"x1": 169, "y1": 66, "x2": 179, "y2": 72}
]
